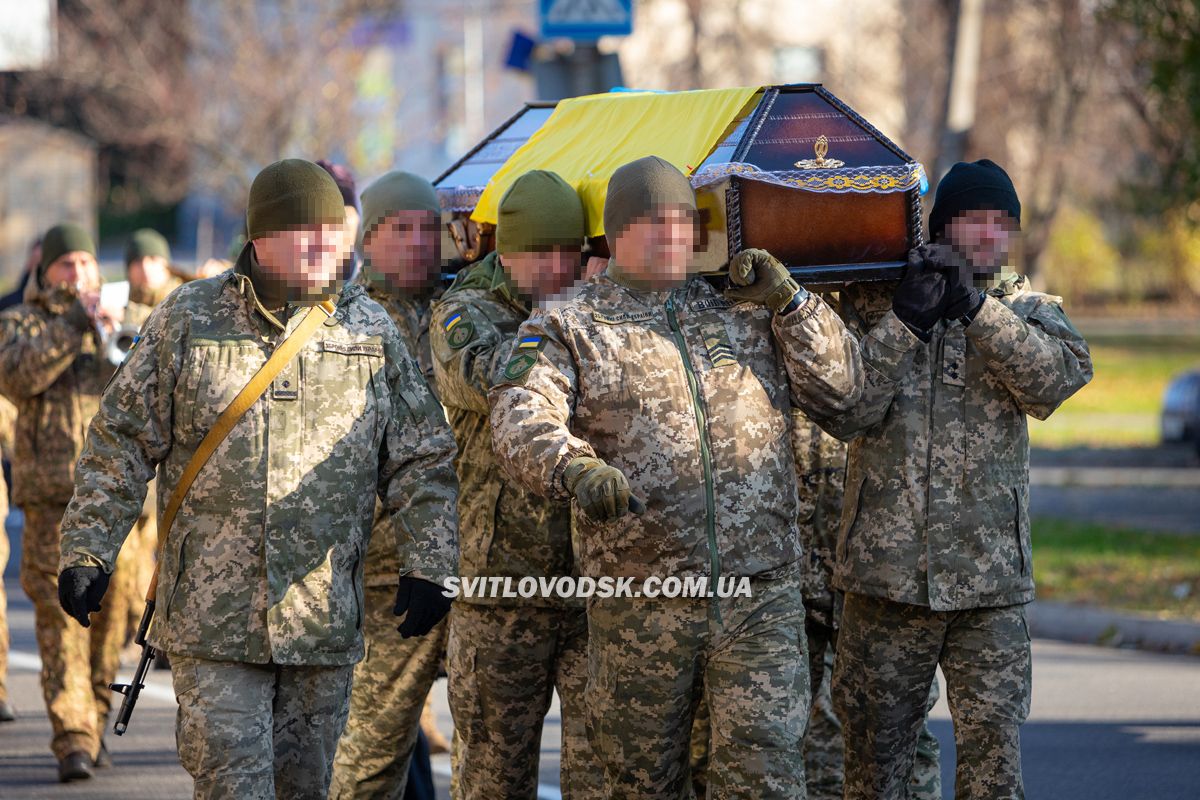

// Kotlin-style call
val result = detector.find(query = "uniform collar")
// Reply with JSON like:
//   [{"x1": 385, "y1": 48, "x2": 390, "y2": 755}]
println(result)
[
  {"x1": 453, "y1": 251, "x2": 528, "y2": 314},
  {"x1": 599, "y1": 264, "x2": 695, "y2": 306},
  {"x1": 231, "y1": 242, "x2": 343, "y2": 331}
]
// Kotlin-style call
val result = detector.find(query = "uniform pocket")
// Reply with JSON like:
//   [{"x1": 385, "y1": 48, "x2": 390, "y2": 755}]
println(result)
[
  {"x1": 161, "y1": 530, "x2": 191, "y2": 624},
  {"x1": 177, "y1": 341, "x2": 265, "y2": 445},
  {"x1": 1013, "y1": 485, "x2": 1031, "y2": 577},
  {"x1": 328, "y1": 542, "x2": 363, "y2": 649},
  {"x1": 306, "y1": 338, "x2": 386, "y2": 436},
  {"x1": 836, "y1": 472, "x2": 868, "y2": 563}
]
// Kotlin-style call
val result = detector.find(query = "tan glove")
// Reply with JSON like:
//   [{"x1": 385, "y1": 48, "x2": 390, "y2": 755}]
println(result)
[
  {"x1": 725, "y1": 248, "x2": 806, "y2": 313},
  {"x1": 564, "y1": 456, "x2": 645, "y2": 521}
]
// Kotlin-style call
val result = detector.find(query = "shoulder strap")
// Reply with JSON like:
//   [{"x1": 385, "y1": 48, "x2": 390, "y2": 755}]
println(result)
[{"x1": 146, "y1": 299, "x2": 335, "y2": 599}]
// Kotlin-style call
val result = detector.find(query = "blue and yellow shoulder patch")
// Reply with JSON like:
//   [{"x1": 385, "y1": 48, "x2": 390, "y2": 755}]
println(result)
[
  {"x1": 443, "y1": 311, "x2": 476, "y2": 349},
  {"x1": 502, "y1": 335, "x2": 547, "y2": 383}
]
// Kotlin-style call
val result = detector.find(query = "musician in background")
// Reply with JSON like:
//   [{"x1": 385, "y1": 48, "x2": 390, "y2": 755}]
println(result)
[{"x1": 0, "y1": 223, "x2": 140, "y2": 782}]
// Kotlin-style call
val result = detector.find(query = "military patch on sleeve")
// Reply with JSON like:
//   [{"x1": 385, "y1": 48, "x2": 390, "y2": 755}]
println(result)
[
  {"x1": 501, "y1": 335, "x2": 548, "y2": 383},
  {"x1": 443, "y1": 311, "x2": 476, "y2": 350},
  {"x1": 699, "y1": 320, "x2": 738, "y2": 369}
]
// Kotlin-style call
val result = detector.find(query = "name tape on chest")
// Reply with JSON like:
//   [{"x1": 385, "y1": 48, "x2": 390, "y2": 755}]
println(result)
[{"x1": 592, "y1": 309, "x2": 658, "y2": 325}]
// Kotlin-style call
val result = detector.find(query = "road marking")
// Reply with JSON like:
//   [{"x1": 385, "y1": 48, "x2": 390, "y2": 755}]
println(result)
[{"x1": 9, "y1": 650, "x2": 178, "y2": 704}]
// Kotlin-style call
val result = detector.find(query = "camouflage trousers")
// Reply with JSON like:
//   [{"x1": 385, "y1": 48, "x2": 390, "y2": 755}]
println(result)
[
  {"x1": 689, "y1": 593, "x2": 941, "y2": 800},
  {"x1": 329, "y1": 584, "x2": 448, "y2": 799},
  {"x1": 447, "y1": 601, "x2": 595, "y2": 799},
  {"x1": 803, "y1": 618, "x2": 942, "y2": 800},
  {"x1": 19, "y1": 504, "x2": 143, "y2": 759},
  {"x1": 833, "y1": 593, "x2": 1031, "y2": 800},
  {"x1": 169, "y1": 654, "x2": 354, "y2": 800},
  {"x1": 589, "y1": 568, "x2": 809, "y2": 799}
]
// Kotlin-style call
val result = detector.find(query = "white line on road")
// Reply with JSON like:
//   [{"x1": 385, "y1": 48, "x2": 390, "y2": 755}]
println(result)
[{"x1": 9, "y1": 649, "x2": 179, "y2": 704}]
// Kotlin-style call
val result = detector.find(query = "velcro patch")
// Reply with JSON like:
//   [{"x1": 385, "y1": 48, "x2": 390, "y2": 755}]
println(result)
[
  {"x1": 691, "y1": 297, "x2": 732, "y2": 312},
  {"x1": 322, "y1": 340, "x2": 384, "y2": 357},
  {"x1": 446, "y1": 320, "x2": 476, "y2": 349},
  {"x1": 592, "y1": 310, "x2": 657, "y2": 325},
  {"x1": 501, "y1": 336, "x2": 548, "y2": 383},
  {"x1": 700, "y1": 320, "x2": 738, "y2": 369}
]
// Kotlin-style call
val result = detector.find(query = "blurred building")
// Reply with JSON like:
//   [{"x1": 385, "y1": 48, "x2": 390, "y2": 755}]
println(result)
[
  {"x1": 183, "y1": 0, "x2": 913, "y2": 260},
  {"x1": 0, "y1": 116, "x2": 96, "y2": 289},
  {"x1": 617, "y1": 0, "x2": 908, "y2": 147},
  {"x1": 348, "y1": 0, "x2": 541, "y2": 185}
]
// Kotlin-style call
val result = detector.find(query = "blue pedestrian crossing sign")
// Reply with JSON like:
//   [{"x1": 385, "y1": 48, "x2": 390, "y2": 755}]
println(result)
[{"x1": 540, "y1": 0, "x2": 633, "y2": 41}]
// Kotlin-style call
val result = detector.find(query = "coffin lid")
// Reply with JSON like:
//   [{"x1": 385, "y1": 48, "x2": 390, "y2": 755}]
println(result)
[{"x1": 434, "y1": 84, "x2": 926, "y2": 235}]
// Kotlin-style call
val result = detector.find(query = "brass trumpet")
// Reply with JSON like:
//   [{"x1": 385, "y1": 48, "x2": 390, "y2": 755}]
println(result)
[
  {"x1": 102, "y1": 324, "x2": 141, "y2": 365},
  {"x1": 96, "y1": 280, "x2": 137, "y2": 365}
]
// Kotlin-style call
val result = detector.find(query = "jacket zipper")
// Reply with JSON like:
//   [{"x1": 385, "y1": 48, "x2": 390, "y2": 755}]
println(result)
[{"x1": 665, "y1": 294, "x2": 721, "y2": 619}]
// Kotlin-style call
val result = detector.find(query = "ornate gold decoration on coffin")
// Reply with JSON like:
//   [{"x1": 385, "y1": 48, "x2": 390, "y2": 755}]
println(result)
[{"x1": 794, "y1": 135, "x2": 845, "y2": 169}]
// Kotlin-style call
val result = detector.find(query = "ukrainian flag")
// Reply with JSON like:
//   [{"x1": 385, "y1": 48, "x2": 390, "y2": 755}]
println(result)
[
  {"x1": 517, "y1": 336, "x2": 542, "y2": 349},
  {"x1": 444, "y1": 313, "x2": 463, "y2": 331}
]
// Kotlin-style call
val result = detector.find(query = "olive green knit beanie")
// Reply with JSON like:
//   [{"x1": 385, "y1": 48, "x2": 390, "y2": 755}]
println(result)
[
  {"x1": 246, "y1": 158, "x2": 346, "y2": 240},
  {"x1": 495, "y1": 170, "x2": 584, "y2": 255}
]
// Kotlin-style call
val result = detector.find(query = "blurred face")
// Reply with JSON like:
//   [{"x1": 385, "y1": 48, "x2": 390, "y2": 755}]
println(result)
[
  {"x1": 943, "y1": 209, "x2": 1019, "y2": 283},
  {"x1": 251, "y1": 225, "x2": 346, "y2": 299},
  {"x1": 43, "y1": 251, "x2": 99, "y2": 292},
  {"x1": 500, "y1": 246, "x2": 582, "y2": 302},
  {"x1": 362, "y1": 210, "x2": 442, "y2": 292},
  {"x1": 611, "y1": 205, "x2": 697, "y2": 289},
  {"x1": 128, "y1": 255, "x2": 171, "y2": 292}
]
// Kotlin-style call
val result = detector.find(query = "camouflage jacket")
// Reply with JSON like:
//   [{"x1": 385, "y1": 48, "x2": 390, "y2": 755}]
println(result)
[
  {"x1": 430, "y1": 253, "x2": 577, "y2": 606},
  {"x1": 488, "y1": 271, "x2": 864, "y2": 581},
  {"x1": 126, "y1": 274, "x2": 186, "y2": 330},
  {"x1": 126, "y1": 274, "x2": 187, "y2": 520},
  {"x1": 792, "y1": 409, "x2": 847, "y2": 605},
  {"x1": 0, "y1": 287, "x2": 115, "y2": 508},
  {"x1": 818, "y1": 277, "x2": 1093, "y2": 611},
  {"x1": 354, "y1": 270, "x2": 445, "y2": 586},
  {"x1": 57, "y1": 259, "x2": 460, "y2": 666}
]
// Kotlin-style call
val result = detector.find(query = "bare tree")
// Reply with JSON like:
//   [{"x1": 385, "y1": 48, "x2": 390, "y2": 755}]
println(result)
[
  {"x1": 894, "y1": 0, "x2": 1111, "y2": 277},
  {"x1": 2, "y1": 0, "x2": 405, "y2": 214}
]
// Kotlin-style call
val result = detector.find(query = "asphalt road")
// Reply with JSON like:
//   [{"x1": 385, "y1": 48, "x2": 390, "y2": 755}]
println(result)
[
  {"x1": 2, "y1": 512, "x2": 1198, "y2": 799},
  {"x1": 1029, "y1": 484, "x2": 1200, "y2": 535}
]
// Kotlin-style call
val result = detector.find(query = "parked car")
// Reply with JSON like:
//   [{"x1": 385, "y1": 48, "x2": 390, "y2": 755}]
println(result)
[{"x1": 1161, "y1": 369, "x2": 1200, "y2": 453}]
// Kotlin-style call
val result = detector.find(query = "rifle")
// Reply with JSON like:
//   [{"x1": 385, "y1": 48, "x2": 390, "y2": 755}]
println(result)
[
  {"x1": 109, "y1": 598, "x2": 157, "y2": 735},
  {"x1": 104, "y1": 299, "x2": 336, "y2": 735}
]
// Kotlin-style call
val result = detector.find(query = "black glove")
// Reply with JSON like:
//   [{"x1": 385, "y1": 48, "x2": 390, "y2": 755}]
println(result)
[
  {"x1": 393, "y1": 576, "x2": 452, "y2": 638},
  {"x1": 892, "y1": 246, "x2": 949, "y2": 341},
  {"x1": 58, "y1": 566, "x2": 111, "y2": 628},
  {"x1": 927, "y1": 244, "x2": 986, "y2": 323}
]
